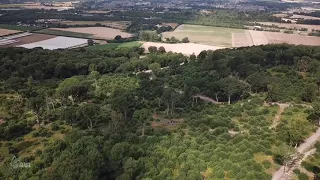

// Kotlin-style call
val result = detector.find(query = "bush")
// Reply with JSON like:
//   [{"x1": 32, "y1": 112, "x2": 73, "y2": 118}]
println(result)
[
  {"x1": 298, "y1": 172, "x2": 309, "y2": 180},
  {"x1": 32, "y1": 128, "x2": 52, "y2": 138},
  {"x1": 51, "y1": 123, "x2": 60, "y2": 131},
  {"x1": 262, "y1": 160, "x2": 271, "y2": 169},
  {"x1": 35, "y1": 149, "x2": 42, "y2": 156},
  {"x1": 293, "y1": 168, "x2": 300, "y2": 175}
]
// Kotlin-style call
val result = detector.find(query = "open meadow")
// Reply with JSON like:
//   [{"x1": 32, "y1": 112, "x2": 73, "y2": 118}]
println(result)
[
  {"x1": 162, "y1": 24, "x2": 245, "y2": 47},
  {"x1": 50, "y1": 27, "x2": 133, "y2": 40}
]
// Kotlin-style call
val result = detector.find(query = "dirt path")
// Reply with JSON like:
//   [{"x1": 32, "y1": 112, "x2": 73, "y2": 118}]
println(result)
[
  {"x1": 269, "y1": 103, "x2": 290, "y2": 129},
  {"x1": 272, "y1": 128, "x2": 320, "y2": 180},
  {"x1": 195, "y1": 95, "x2": 221, "y2": 105}
]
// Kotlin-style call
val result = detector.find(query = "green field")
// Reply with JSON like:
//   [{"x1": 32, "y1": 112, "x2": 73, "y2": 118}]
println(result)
[
  {"x1": 0, "y1": 24, "x2": 42, "y2": 31},
  {"x1": 87, "y1": 41, "x2": 142, "y2": 50},
  {"x1": 162, "y1": 24, "x2": 245, "y2": 47},
  {"x1": 36, "y1": 29, "x2": 92, "y2": 38}
]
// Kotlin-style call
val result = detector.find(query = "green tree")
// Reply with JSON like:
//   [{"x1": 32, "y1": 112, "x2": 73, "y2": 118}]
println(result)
[
  {"x1": 87, "y1": 39, "x2": 94, "y2": 46},
  {"x1": 148, "y1": 46, "x2": 157, "y2": 53},
  {"x1": 114, "y1": 35, "x2": 122, "y2": 41},
  {"x1": 300, "y1": 83, "x2": 317, "y2": 102},
  {"x1": 182, "y1": 37, "x2": 189, "y2": 43},
  {"x1": 158, "y1": 46, "x2": 166, "y2": 53}
]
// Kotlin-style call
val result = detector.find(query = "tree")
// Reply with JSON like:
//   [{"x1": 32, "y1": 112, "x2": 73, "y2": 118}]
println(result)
[
  {"x1": 133, "y1": 109, "x2": 151, "y2": 136},
  {"x1": 246, "y1": 72, "x2": 269, "y2": 93},
  {"x1": 148, "y1": 46, "x2": 157, "y2": 53},
  {"x1": 114, "y1": 35, "x2": 122, "y2": 41},
  {"x1": 218, "y1": 77, "x2": 249, "y2": 104},
  {"x1": 267, "y1": 84, "x2": 282, "y2": 102},
  {"x1": 312, "y1": 101, "x2": 320, "y2": 126},
  {"x1": 300, "y1": 83, "x2": 317, "y2": 102},
  {"x1": 189, "y1": 86, "x2": 200, "y2": 107},
  {"x1": 27, "y1": 96, "x2": 45, "y2": 127},
  {"x1": 148, "y1": 62, "x2": 161, "y2": 74},
  {"x1": 182, "y1": 37, "x2": 189, "y2": 43},
  {"x1": 77, "y1": 104, "x2": 100, "y2": 130},
  {"x1": 56, "y1": 77, "x2": 88, "y2": 104},
  {"x1": 161, "y1": 88, "x2": 178, "y2": 115},
  {"x1": 158, "y1": 46, "x2": 166, "y2": 53},
  {"x1": 197, "y1": 50, "x2": 207, "y2": 61},
  {"x1": 295, "y1": 56, "x2": 312, "y2": 72},
  {"x1": 87, "y1": 39, "x2": 94, "y2": 46},
  {"x1": 43, "y1": 136, "x2": 105, "y2": 180},
  {"x1": 55, "y1": 63, "x2": 74, "y2": 79},
  {"x1": 189, "y1": 53, "x2": 196, "y2": 62}
]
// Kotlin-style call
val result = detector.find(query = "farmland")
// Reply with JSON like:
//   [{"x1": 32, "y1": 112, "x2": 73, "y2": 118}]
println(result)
[
  {"x1": 142, "y1": 42, "x2": 225, "y2": 55},
  {"x1": 0, "y1": 28, "x2": 21, "y2": 37},
  {"x1": 0, "y1": 3, "x2": 75, "y2": 10},
  {"x1": 19, "y1": 36, "x2": 88, "y2": 50},
  {"x1": 290, "y1": 14, "x2": 320, "y2": 20},
  {"x1": 0, "y1": 24, "x2": 42, "y2": 31},
  {"x1": 232, "y1": 30, "x2": 320, "y2": 47},
  {"x1": 162, "y1": 24, "x2": 245, "y2": 47},
  {"x1": 50, "y1": 27, "x2": 133, "y2": 40},
  {"x1": 257, "y1": 22, "x2": 320, "y2": 32},
  {"x1": 35, "y1": 29, "x2": 92, "y2": 39},
  {"x1": 59, "y1": 21, "x2": 130, "y2": 30},
  {"x1": 0, "y1": 34, "x2": 56, "y2": 48}
]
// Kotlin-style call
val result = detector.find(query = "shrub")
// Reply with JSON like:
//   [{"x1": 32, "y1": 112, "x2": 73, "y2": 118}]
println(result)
[
  {"x1": 298, "y1": 172, "x2": 309, "y2": 180},
  {"x1": 35, "y1": 149, "x2": 42, "y2": 156},
  {"x1": 293, "y1": 168, "x2": 300, "y2": 175},
  {"x1": 262, "y1": 160, "x2": 271, "y2": 169},
  {"x1": 51, "y1": 123, "x2": 60, "y2": 131}
]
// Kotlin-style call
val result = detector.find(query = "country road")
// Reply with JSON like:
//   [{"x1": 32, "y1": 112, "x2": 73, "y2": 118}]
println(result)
[{"x1": 272, "y1": 128, "x2": 320, "y2": 180}]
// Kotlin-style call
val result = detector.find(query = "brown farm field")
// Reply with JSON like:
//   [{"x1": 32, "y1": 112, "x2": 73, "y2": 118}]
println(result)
[
  {"x1": 142, "y1": 42, "x2": 225, "y2": 55},
  {"x1": 0, "y1": 28, "x2": 21, "y2": 36},
  {"x1": 290, "y1": 14, "x2": 320, "y2": 20},
  {"x1": 59, "y1": 21, "x2": 130, "y2": 30},
  {"x1": 257, "y1": 22, "x2": 320, "y2": 32},
  {"x1": 50, "y1": 27, "x2": 133, "y2": 40},
  {"x1": 0, "y1": 33, "x2": 56, "y2": 48},
  {"x1": 232, "y1": 30, "x2": 320, "y2": 47},
  {"x1": 272, "y1": 13, "x2": 289, "y2": 18}
]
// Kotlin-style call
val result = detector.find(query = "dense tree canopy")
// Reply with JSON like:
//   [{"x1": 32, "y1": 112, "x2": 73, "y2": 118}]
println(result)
[{"x1": 0, "y1": 44, "x2": 320, "y2": 180}]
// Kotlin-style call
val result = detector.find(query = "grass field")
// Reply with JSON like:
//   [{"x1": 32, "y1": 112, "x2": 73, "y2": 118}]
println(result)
[
  {"x1": 36, "y1": 29, "x2": 92, "y2": 39},
  {"x1": 162, "y1": 24, "x2": 245, "y2": 47},
  {"x1": 0, "y1": 24, "x2": 42, "y2": 31},
  {"x1": 50, "y1": 27, "x2": 133, "y2": 40},
  {"x1": 87, "y1": 41, "x2": 142, "y2": 50}
]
